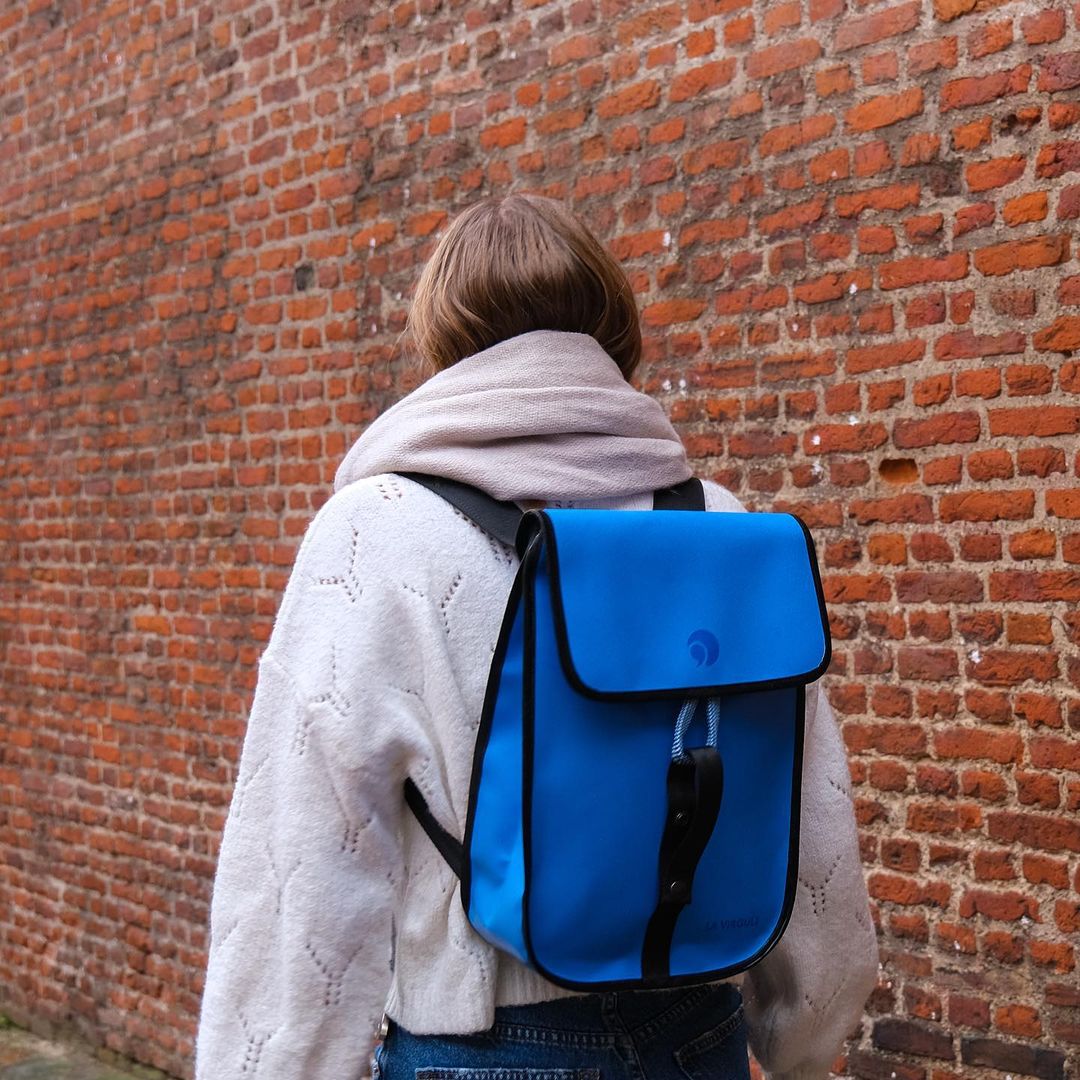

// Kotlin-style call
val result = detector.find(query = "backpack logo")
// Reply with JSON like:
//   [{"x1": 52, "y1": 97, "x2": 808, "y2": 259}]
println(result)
[{"x1": 687, "y1": 629, "x2": 720, "y2": 667}]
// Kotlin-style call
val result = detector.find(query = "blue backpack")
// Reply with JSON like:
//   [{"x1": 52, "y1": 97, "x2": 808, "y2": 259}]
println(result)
[{"x1": 398, "y1": 473, "x2": 830, "y2": 990}]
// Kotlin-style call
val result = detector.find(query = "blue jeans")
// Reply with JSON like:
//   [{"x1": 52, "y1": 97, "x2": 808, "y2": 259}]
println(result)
[{"x1": 374, "y1": 981, "x2": 750, "y2": 1080}]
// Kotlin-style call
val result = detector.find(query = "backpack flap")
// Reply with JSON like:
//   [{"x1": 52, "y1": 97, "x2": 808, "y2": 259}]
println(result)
[{"x1": 523, "y1": 508, "x2": 831, "y2": 698}]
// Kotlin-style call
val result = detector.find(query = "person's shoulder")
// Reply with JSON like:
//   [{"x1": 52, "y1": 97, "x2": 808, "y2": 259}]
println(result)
[
  {"x1": 699, "y1": 477, "x2": 749, "y2": 514},
  {"x1": 301, "y1": 472, "x2": 501, "y2": 570}
]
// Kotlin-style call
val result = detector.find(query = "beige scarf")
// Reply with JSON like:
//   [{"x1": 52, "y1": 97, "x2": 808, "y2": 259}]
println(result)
[{"x1": 332, "y1": 329, "x2": 692, "y2": 502}]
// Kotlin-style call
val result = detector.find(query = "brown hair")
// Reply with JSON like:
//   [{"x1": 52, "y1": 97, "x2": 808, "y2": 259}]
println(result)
[{"x1": 405, "y1": 193, "x2": 642, "y2": 380}]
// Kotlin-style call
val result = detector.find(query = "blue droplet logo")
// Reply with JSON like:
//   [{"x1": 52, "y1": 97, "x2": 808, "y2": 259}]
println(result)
[{"x1": 687, "y1": 629, "x2": 720, "y2": 667}]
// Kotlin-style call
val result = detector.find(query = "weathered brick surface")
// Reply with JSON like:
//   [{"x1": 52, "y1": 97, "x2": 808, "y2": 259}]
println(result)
[{"x1": 1, "y1": 1, "x2": 1078, "y2": 1078}]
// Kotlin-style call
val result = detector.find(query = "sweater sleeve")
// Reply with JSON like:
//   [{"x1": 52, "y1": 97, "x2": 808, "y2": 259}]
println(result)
[
  {"x1": 739, "y1": 679, "x2": 879, "y2": 1079},
  {"x1": 194, "y1": 492, "x2": 415, "y2": 1079}
]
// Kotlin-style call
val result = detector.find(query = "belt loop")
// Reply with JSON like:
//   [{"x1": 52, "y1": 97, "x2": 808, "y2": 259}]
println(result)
[{"x1": 601, "y1": 991, "x2": 618, "y2": 1028}]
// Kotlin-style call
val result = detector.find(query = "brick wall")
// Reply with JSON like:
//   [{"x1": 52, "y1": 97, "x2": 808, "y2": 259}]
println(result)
[{"x1": 1, "y1": 0, "x2": 1078, "y2": 1077}]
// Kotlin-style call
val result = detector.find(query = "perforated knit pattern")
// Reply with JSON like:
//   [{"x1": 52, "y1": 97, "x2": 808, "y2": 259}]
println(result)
[{"x1": 194, "y1": 474, "x2": 878, "y2": 1080}]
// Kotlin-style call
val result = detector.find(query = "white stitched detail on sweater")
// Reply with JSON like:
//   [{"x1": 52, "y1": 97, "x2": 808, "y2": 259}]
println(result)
[
  {"x1": 302, "y1": 642, "x2": 351, "y2": 748},
  {"x1": 264, "y1": 840, "x2": 301, "y2": 916},
  {"x1": 439, "y1": 572, "x2": 463, "y2": 633},
  {"x1": 853, "y1": 902, "x2": 872, "y2": 931},
  {"x1": 326, "y1": 769, "x2": 373, "y2": 856},
  {"x1": 826, "y1": 762, "x2": 854, "y2": 800},
  {"x1": 256, "y1": 653, "x2": 319, "y2": 759},
  {"x1": 375, "y1": 477, "x2": 404, "y2": 501},
  {"x1": 400, "y1": 579, "x2": 462, "y2": 638},
  {"x1": 304, "y1": 939, "x2": 363, "y2": 1008},
  {"x1": 798, "y1": 851, "x2": 844, "y2": 918},
  {"x1": 236, "y1": 1006, "x2": 277, "y2": 1077},
  {"x1": 309, "y1": 522, "x2": 365, "y2": 603}
]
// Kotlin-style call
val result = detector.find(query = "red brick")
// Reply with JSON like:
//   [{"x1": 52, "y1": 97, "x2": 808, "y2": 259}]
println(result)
[
  {"x1": 966, "y1": 449, "x2": 1013, "y2": 481},
  {"x1": 923, "y1": 456, "x2": 964, "y2": 485},
  {"x1": 968, "y1": 21, "x2": 1011, "y2": 59},
  {"x1": 959, "y1": 887, "x2": 1039, "y2": 921},
  {"x1": 837, "y1": 1, "x2": 921, "y2": 51},
  {"x1": 954, "y1": 201, "x2": 996, "y2": 236},
  {"x1": 816, "y1": 64, "x2": 855, "y2": 97},
  {"x1": 1022, "y1": 10, "x2": 1067, "y2": 45},
  {"x1": 845, "y1": 87, "x2": 925, "y2": 132},
  {"x1": 991, "y1": 288, "x2": 1037, "y2": 318},
  {"x1": 909, "y1": 36, "x2": 959, "y2": 74},
  {"x1": 941, "y1": 65, "x2": 1032, "y2": 111},
  {"x1": 974, "y1": 849, "x2": 1016, "y2": 881},
  {"x1": 895, "y1": 571, "x2": 982, "y2": 603},
  {"x1": 1003, "y1": 191, "x2": 1049, "y2": 225},
  {"x1": 934, "y1": 330, "x2": 1026, "y2": 361},
  {"x1": 597, "y1": 80, "x2": 662, "y2": 119},
  {"x1": 954, "y1": 117, "x2": 993, "y2": 152},
  {"x1": 893, "y1": 411, "x2": 981, "y2": 448},
  {"x1": 988, "y1": 405, "x2": 1080, "y2": 436},
  {"x1": 935, "y1": 727, "x2": 1023, "y2": 764},
  {"x1": 1023, "y1": 853, "x2": 1070, "y2": 888},
  {"x1": 939, "y1": 491, "x2": 1036, "y2": 521},
  {"x1": 760, "y1": 113, "x2": 833, "y2": 157},
  {"x1": 989, "y1": 811, "x2": 1080, "y2": 853},
  {"x1": 669, "y1": 59, "x2": 737, "y2": 102},
  {"x1": 966, "y1": 154, "x2": 1027, "y2": 193},
  {"x1": 746, "y1": 38, "x2": 822, "y2": 78},
  {"x1": 880, "y1": 253, "x2": 969, "y2": 289},
  {"x1": 1040, "y1": 50, "x2": 1080, "y2": 92},
  {"x1": 974, "y1": 233, "x2": 1071, "y2": 275}
]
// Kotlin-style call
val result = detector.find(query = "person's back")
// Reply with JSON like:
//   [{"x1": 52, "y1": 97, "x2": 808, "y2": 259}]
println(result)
[{"x1": 194, "y1": 193, "x2": 878, "y2": 1080}]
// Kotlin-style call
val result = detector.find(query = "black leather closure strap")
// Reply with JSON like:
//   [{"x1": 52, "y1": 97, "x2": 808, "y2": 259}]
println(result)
[{"x1": 641, "y1": 746, "x2": 725, "y2": 980}]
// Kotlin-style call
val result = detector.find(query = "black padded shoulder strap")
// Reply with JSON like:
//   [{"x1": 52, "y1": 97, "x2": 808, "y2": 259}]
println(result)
[
  {"x1": 653, "y1": 476, "x2": 706, "y2": 511},
  {"x1": 397, "y1": 472, "x2": 523, "y2": 548},
  {"x1": 397, "y1": 472, "x2": 706, "y2": 548}
]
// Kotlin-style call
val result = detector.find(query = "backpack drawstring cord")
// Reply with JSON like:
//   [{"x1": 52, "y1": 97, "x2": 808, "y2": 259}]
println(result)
[{"x1": 671, "y1": 696, "x2": 720, "y2": 761}]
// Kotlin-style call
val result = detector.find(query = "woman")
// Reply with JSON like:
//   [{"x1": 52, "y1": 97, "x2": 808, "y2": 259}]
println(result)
[{"x1": 194, "y1": 193, "x2": 879, "y2": 1080}]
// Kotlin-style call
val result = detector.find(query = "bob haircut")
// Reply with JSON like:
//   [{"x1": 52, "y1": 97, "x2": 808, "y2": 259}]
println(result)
[{"x1": 405, "y1": 193, "x2": 642, "y2": 381}]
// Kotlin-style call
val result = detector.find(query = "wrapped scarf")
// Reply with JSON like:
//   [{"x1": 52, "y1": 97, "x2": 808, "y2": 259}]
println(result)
[{"x1": 332, "y1": 329, "x2": 692, "y2": 502}]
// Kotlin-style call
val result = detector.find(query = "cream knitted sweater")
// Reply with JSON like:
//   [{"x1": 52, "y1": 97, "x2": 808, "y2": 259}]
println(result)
[{"x1": 195, "y1": 333, "x2": 878, "y2": 1080}]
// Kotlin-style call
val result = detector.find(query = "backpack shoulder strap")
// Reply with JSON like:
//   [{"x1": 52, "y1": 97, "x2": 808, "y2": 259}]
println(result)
[
  {"x1": 403, "y1": 778, "x2": 465, "y2": 879},
  {"x1": 397, "y1": 471, "x2": 523, "y2": 548},
  {"x1": 400, "y1": 471, "x2": 705, "y2": 536},
  {"x1": 652, "y1": 476, "x2": 705, "y2": 511}
]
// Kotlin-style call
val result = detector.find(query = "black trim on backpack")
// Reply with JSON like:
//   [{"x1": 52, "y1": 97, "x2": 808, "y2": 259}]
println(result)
[{"x1": 460, "y1": 539, "x2": 538, "y2": 917}]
